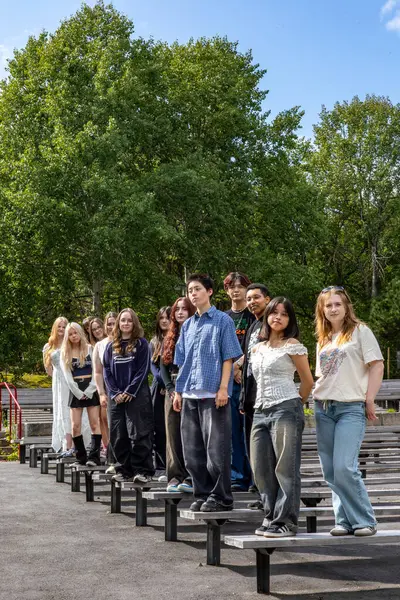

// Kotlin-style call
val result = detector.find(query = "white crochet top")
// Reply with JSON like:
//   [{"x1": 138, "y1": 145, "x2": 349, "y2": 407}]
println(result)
[{"x1": 250, "y1": 341, "x2": 308, "y2": 410}]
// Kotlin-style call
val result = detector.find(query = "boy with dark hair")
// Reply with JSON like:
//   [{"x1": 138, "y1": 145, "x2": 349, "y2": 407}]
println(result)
[
  {"x1": 239, "y1": 283, "x2": 271, "y2": 455},
  {"x1": 224, "y1": 271, "x2": 255, "y2": 491},
  {"x1": 173, "y1": 273, "x2": 242, "y2": 512}
]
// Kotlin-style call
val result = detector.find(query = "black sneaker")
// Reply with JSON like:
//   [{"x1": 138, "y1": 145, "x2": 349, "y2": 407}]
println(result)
[
  {"x1": 247, "y1": 500, "x2": 263, "y2": 510},
  {"x1": 200, "y1": 499, "x2": 233, "y2": 513},
  {"x1": 255, "y1": 524, "x2": 270, "y2": 536},
  {"x1": 190, "y1": 499, "x2": 206, "y2": 511},
  {"x1": 248, "y1": 484, "x2": 258, "y2": 493},
  {"x1": 263, "y1": 524, "x2": 295, "y2": 538}
]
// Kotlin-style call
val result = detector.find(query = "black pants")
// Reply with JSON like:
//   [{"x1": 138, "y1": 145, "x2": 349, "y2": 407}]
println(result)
[
  {"x1": 151, "y1": 381, "x2": 166, "y2": 470},
  {"x1": 109, "y1": 384, "x2": 154, "y2": 477},
  {"x1": 181, "y1": 397, "x2": 233, "y2": 507}
]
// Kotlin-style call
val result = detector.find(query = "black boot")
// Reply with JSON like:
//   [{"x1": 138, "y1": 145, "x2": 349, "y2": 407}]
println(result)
[
  {"x1": 86, "y1": 434, "x2": 102, "y2": 467},
  {"x1": 72, "y1": 435, "x2": 87, "y2": 465}
]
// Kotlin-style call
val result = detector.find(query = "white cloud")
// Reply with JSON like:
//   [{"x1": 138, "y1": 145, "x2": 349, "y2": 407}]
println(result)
[
  {"x1": 0, "y1": 44, "x2": 12, "y2": 79},
  {"x1": 381, "y1": 0, "x2": 399, "y2": 17},
  {"x1": 381, "y1": 1, "x2": 400, "y2": 33},
  {"x1": 386, "y1": 12, "x2": 400, "y2": 30}
]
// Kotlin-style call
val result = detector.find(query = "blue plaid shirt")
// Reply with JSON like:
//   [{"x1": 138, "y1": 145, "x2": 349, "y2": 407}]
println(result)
[{"x1": 174, "y1": 305, "x2": 242, "y2": 396}]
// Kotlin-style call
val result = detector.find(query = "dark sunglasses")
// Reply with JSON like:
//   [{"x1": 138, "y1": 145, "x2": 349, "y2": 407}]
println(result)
[{"x1": 321, "y1": 285, "x2": 345, "y2": 293}]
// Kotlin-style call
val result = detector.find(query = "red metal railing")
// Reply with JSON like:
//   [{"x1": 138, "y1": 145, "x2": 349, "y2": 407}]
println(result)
[{"x1": 0, "y1": 383, "x2": 22, "y2": 441}]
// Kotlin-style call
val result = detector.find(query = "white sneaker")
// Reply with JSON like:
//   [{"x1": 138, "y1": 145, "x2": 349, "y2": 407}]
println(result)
[
  {"x1": 106, "y1": 465, "x2": 116, "y2": 475},
  {"x1": 133, "y1": 473, "x2": 152, "y2": 484},
  {"x1": 330, "y1": 525, "x2": 352, "y2": 536},
  {"x1": 354, "y1": 526, "x2": 377, "y2": 537}
]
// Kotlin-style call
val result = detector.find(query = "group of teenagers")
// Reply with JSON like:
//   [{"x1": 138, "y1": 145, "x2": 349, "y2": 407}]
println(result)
[{"x1": 43, "y1": 272, "x2": 384, "y2": 539}]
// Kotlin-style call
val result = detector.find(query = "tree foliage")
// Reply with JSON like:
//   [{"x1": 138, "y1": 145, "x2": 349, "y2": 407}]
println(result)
[{"x1": 0, "y1": 3, "x2": 399, "y2": 373}]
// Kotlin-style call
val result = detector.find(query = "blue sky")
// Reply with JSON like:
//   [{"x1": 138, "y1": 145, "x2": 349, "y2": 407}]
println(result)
[{"x1": 1, "y1": 0, "x2": 400, "y2": 138}]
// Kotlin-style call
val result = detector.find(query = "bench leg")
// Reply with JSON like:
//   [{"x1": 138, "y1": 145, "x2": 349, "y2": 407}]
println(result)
[
  {"x1": 85, "y1": 472, "x2": 94, "y2": 502},
  {"x1": 111, "y1": 480, "x2": 121, "y2": 513},
  {"x1": 165, "y1": 498, "x2": 181, "y2": 542},
  {"x1": 56, "y1": 462, "x2": 65, "y2": 483},
  {"x1": 255, "y1": 549, "x2": 275, "y2": 594},
  {"x1": 136, "y1": 489, "x2": 147, "y2": 527},
  {"x1": 206, "y1": 520, "x2": 226, "y2": 566},
  {"x1": 71, "y1": 469, "x2": 80, "y2": 492},
  {"x1": 29, "y1": 448, "x2": 38, "y2": 468},
  {"x1": 19, "y1": 445, "x2": 26, "y2": 464},
  {"x1": 41, "y1": 455, "x2": 49, "y2": 475},
  {"x1": 306, "y1": 515, "x2": 317, "y2": 533}
]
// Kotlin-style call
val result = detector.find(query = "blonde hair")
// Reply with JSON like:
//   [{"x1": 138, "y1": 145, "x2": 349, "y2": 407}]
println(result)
[
  {"x1": 315, "y1": 289, "x2": 361, "y2": 348},
  {"x1": 44, "y1": 317, "x2": 68, "y2": 369},
  {"x1": 61, "y1": 322, "x2": 90, "y2": 369}
]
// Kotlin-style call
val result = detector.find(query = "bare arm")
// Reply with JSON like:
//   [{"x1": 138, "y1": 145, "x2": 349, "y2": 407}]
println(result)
[
  {"x1": 365, "y1": 360, "x2": 384, "y2": 421},
  {"x1": 42, "y1": 346, "x2": 53, "y2": 378},
  {"x1": 233, "y1": 355, "x2": 244, "y2": 384},
  {"x1": 290, "y1": 353, "x2": 314, "y2": 403},
  {"x1": 215, "y1": 359, "x2": 233, "y2": 408},
  {"x1": 93, "y1": 344, "x2": 107, "y2": 406}
]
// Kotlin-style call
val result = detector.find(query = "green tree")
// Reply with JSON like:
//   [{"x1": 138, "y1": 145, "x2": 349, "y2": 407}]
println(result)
[{"x1": 311, "y1": 96, "x2": 400, "y2": 304}]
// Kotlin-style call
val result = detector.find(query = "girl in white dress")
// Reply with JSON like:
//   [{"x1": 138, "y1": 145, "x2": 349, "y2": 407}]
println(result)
[
  {"x1": 43, "y1": 317, "x2": 71, "y2": 453},
  {"x1": 93, "y1": 312, "x2": 117, "y2": 470}
]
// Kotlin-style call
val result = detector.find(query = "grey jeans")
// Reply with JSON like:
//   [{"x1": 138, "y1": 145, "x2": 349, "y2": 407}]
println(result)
[
  {"x1": 181, "y1": 397, "x2": 233, "y2": 506},
  {"x1": 250, "y1": 397, "x2": 304, "y2": 530}
]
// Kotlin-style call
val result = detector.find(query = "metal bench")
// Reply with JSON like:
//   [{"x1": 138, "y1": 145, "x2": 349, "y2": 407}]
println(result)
[
  {"x1": 142, "y1": 491, "x2": 187, "y2": 541},
  {"x1": 28, "y1": 443, "x2": 54, "y2": 468},
  {"x1": 69, "y1": 464, "x2": 107, "y2": 500},
  {"x1": 179, "y1": 488, "x2": 400, "y2": 566},
  {"x1": 55, "y1": 457, "x2": 76, "y2": 482},
  {"x1": 11, "y1": 436, "x2": 52, "y2": 464},
  {"x1": 40, "y1": 452, "x2": 61, "y2": 474},
  {"x1": 109, "y1": 480, "x2": 165, "y2": 525},
  {"x1": 223, "y1": 530, "x2": 400, "y2": 594}
]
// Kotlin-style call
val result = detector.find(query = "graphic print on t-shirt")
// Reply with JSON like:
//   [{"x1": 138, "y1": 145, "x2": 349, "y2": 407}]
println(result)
[
  {"x1": 319, "y1": 347, "x2": 346, "y2": 377},
  {"x1": 226, "y1": 308, "x2": 255, "y2": 350}
]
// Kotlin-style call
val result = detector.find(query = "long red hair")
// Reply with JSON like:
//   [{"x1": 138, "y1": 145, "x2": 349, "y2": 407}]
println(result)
[{"x1": 163, "y1": 297, "x2": 195, "y2": 365}]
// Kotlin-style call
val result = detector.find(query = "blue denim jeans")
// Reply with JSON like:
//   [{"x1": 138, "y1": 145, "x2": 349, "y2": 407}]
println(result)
[
  {"x1": 231, "y1": 381, "x2": 252, "y2": 489},
  {"x1": 250, "y1": 397, "x2": 304, "y2": 530},
  {"x1": 315, "y1": 400, "x2": 377, "y2": 530},
  {"x1": 181, "y1": 397, "x2": 233, "y2": 507}
]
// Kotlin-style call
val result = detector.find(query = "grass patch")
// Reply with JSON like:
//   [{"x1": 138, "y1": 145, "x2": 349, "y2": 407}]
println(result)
[{"x1": 2, "y1": 373, "x2": 51, "y2": 388}]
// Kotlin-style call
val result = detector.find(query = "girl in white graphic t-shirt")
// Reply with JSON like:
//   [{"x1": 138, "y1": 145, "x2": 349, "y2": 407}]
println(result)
[{"x1": 314, "y1": 286, "x2": 384, "y2": 537}]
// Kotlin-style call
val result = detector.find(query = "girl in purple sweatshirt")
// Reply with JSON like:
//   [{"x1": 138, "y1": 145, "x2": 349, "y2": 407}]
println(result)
[{"x1": 103, "y1": 308, "x2": 154, "y2": 483}]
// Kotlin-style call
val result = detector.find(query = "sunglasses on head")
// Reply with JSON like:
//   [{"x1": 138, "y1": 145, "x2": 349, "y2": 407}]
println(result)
[{"x1": 321, "y1": 285, "x2": 345, "y2": 293}]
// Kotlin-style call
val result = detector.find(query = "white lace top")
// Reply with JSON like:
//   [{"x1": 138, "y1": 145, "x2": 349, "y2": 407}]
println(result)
[{"x1": 250, "y1": 341, "x2": 308, "y2": 410}]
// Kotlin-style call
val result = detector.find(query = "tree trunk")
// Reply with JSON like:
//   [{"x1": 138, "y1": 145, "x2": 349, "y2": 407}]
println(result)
[
  {"x1": 371, "y1": 241, "x2": 378, "y2": 299},
  {"x1": 92, "y1": 278, "x2": 102, "y2": 316}
]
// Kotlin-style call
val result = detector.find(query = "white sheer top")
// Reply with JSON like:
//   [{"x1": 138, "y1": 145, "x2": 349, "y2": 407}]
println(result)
[{"x1": 250, "y1": 340, "x2": 308, "y2": 410}]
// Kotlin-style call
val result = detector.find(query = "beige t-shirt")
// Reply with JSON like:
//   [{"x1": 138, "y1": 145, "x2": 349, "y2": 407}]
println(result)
[{"x1": 313, "y1": 324, "x2": 383, "y2": 402}]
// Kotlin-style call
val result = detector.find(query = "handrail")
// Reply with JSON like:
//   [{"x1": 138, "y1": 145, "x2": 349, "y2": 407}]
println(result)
[{"x1": 0, "y1": 383, "x2": 22, "y2": 440}]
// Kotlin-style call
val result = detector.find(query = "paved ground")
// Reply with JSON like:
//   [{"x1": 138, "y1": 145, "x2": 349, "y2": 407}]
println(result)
[{"x1": 2, "y1": 462, "x2": 400, "y2": 600}]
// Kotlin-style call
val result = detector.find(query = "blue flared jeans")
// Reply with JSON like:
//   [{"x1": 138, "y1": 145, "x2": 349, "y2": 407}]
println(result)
[
  {"x1": 315, "y1": 400, "x2": 377, "y2": 530},
  {"x1": 250, "y1": 397, "x2": 304, "y2": 530}
]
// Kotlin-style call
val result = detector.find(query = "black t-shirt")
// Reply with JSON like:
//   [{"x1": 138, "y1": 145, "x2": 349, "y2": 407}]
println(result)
[{"x1": 226, "y1": 307, "x2": 255, "y2": 351}]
